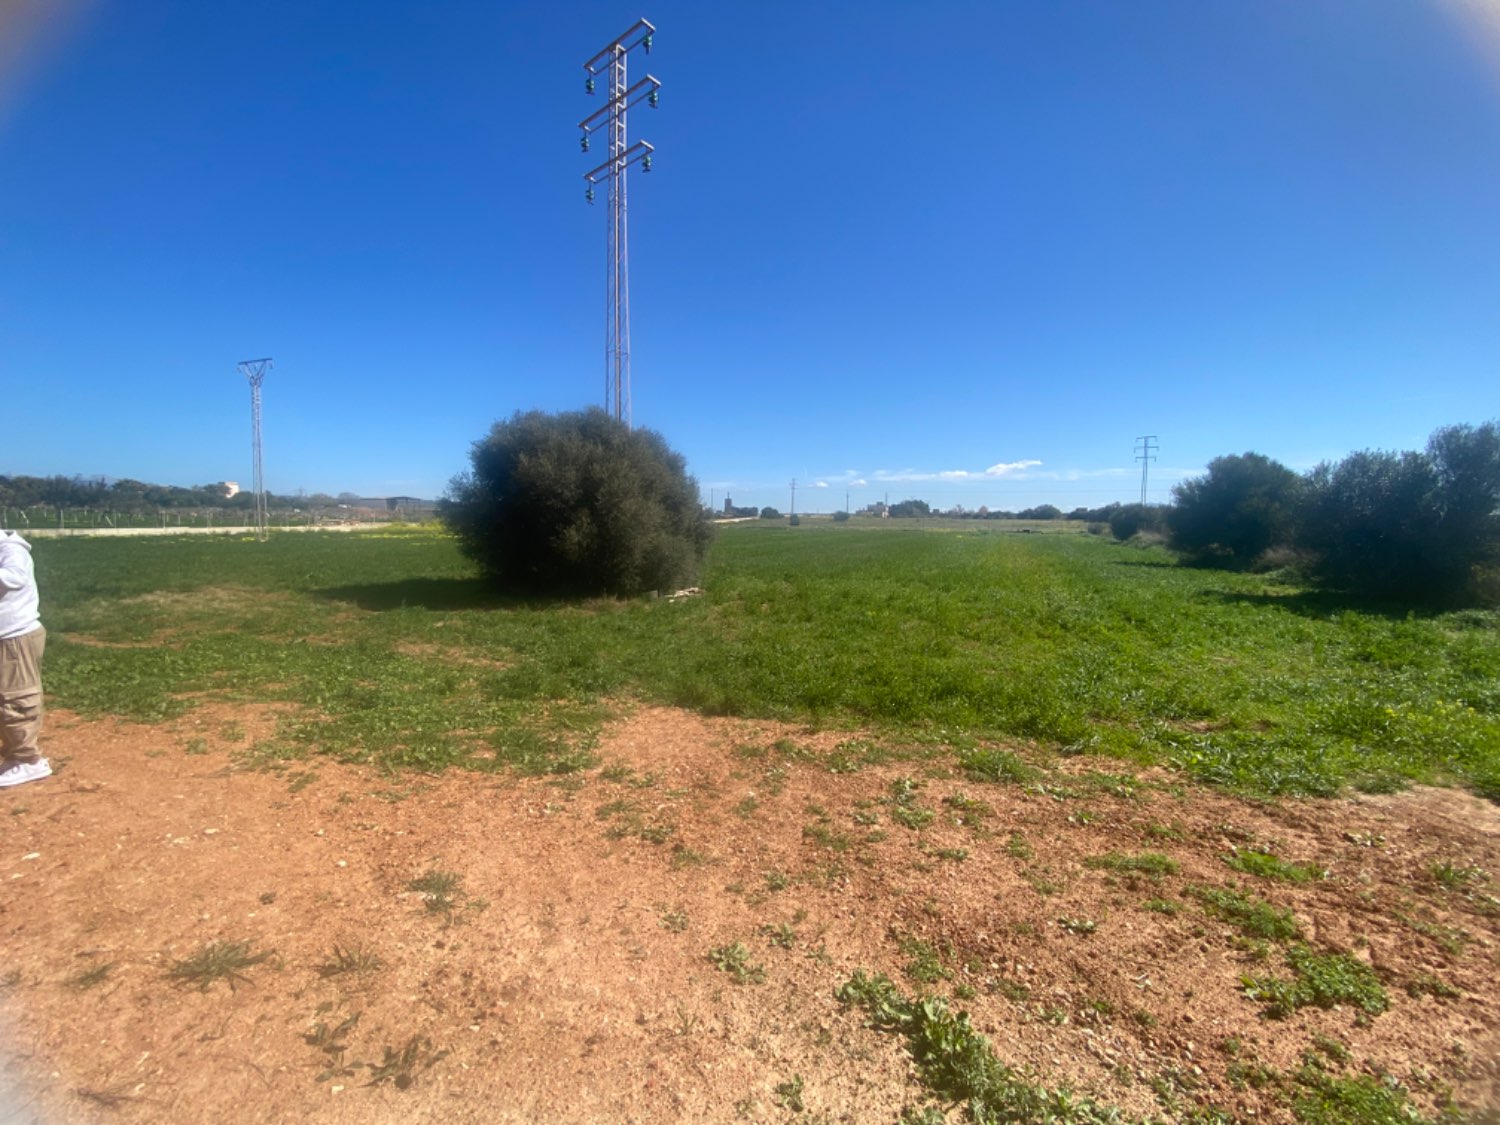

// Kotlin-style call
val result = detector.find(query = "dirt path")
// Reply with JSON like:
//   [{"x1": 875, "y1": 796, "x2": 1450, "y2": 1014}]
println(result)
[{"x1": 1, "y1": 707, "x2": 1496, "y2": 1123}]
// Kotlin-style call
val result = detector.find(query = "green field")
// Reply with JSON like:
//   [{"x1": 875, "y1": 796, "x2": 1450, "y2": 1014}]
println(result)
[{"x1": 34, "y1": 522, "x2": 1500, "y2": 798}]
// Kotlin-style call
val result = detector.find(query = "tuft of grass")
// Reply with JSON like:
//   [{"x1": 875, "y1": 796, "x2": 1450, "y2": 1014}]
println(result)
[
  {"x1": 167, "y1": 940, "x2": 273, "y2": 992},
  {"x1": 1086, "y1": 851, "x2": 1180, "y2": 879},
  {"x1": 1143, "y1": 898, "x2": 1182, "y2": 915},
  {"x1": 708, "y1": 942, "x2": 766, "y2": 985},
  {"x1": 1224, "y1": 849, "x2": 1325, "y2": 883},
  {"x1": 1190, "y1": 885, "x2": 1302, "y2": 941},
  {"x1": 1006, "y1": 833, "x2": 1034, "y2": 860},
  {"x1": 958, "y1": 747, "x2": 1038, "y2": 785},
  {"x1": 317, "y1": 944, "x2": 384, "y2": 979},
  {"x1": 65, "y1": 961, "x2": 117, "y2": 991},
  {"x1": 1242, "y1": 945, "x2": 1389, "y2": 1019}
]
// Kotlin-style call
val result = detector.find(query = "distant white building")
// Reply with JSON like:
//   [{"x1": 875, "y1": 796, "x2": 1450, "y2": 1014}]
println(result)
[{"x1": 219, "y1": 481, "x2": 240, "y2": 497}]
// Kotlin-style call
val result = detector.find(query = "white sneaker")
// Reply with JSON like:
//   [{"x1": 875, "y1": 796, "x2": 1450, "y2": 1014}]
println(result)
[{"x1": 0, "y1": 758, "x2": 51, "y2": 788}]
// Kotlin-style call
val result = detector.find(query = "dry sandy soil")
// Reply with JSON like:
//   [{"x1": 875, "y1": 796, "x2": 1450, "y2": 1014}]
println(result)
[{"x1": 1, "y1": 705, "x2": 1497, "y2": 1123}]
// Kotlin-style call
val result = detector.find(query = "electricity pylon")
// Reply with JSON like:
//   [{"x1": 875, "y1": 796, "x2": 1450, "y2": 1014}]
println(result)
[
  {"x1": 1135, "y1": 435, "x2": 1159, "y2": 505},
  {"x1": 237, "y1": 358, "x2": 272, "y2": 541},
  {"x1": 579, "y1": 18, "x2": 660, "y2": 428}
]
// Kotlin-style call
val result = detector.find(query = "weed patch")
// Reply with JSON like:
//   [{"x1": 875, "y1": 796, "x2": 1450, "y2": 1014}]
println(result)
[
  {"x1": 1224, "y1": 849, "x2": 1325, "y2": 883},
  {"x1": 836, "y1": 971, "x2": 1126, "y2": 1123},
  {"x1": 1242, "y1": 946, "x2": 1390, "y2": 1019},
  {"x1": 1191, "y1": 885, "x2": 1301, "y2": 941}
]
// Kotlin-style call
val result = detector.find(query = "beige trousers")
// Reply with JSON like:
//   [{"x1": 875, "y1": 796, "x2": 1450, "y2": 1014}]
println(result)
[{"x1": 0, "y1": 626, "x2": 45, "y2": 764}]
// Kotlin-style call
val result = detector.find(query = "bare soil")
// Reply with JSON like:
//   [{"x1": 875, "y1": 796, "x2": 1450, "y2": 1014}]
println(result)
[{"x1": 1, "y1": 705, "x2": 1497, "y2": 1123}]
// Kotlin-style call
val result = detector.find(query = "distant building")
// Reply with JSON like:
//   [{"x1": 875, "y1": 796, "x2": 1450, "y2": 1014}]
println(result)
[
  {"x1": 219, "y1": 481, "x2": 240, "y2": 498},
  {"x1": 723, "y1": 497, "x2": 734, "y2": 515}
]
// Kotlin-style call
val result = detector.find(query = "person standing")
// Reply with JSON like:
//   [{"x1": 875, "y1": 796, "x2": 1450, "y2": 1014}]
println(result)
[{"x1": 0, "y1": 529, "x2": 51, "y2": 787}]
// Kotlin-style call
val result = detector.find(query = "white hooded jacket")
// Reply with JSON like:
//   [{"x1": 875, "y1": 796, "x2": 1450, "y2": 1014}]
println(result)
[{"x1": 0, "y1": 531, "x2": 41, "y2": 641}]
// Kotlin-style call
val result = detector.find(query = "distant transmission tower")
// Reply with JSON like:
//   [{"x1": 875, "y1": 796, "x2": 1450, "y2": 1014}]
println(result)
[
  {"x1": 1134, "y1": 435, "x2": 1158, "y2": 505},
  {"x1": 237, "y1": 358, "x2": 272, "y2": 541},
  {"x1": 579, "y1": 18, "x2": 661, "y2": 428}
]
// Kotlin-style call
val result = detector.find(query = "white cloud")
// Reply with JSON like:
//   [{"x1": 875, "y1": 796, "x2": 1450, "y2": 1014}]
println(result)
[
  {"x1": 983, "y1": 459, "x2": 1043, "y2": 477},
  {"x1": 814, "y1": 480, "x2": 829, "y2": 488}
]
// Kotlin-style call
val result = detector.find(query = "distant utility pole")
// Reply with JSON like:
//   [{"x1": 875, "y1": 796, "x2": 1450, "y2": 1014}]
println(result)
[
  {"x1": 579, "y1": 18, "x2": 661, "y2": 429},
  {"x1": 1134, "y1": 435, "x2": 1158, "y2": 505},
  {"x1": 237, "y1": 358, "x2": 272, "y2": 541},
  {"x1": 789, "y1": 479, "x2": 797, "y2": 518}
]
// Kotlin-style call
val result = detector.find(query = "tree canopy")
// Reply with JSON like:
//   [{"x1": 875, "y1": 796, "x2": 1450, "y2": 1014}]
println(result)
[{"x1": 441, "y1": 408, "x2": 713, "y2": 598}]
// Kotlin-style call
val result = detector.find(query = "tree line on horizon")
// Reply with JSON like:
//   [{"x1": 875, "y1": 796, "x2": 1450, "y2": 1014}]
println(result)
[{"x1": 0, "y1": 475, "x2": 386, "y2": 514}]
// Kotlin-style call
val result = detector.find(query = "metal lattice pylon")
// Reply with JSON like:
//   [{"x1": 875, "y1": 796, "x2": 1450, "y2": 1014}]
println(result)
[
  {"x1": 237, "y1": 358, "x2": 272, "y2": 541},
  {"x1": 580, "y1": 19, "x2": 660, "y2": 428}
]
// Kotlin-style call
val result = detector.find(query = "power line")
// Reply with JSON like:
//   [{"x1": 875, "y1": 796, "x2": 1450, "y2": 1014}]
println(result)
[
  {"x1": 236, "y1": 358, "x2": 272, "y2": 541},
  {"x1": 579, "y1": 18, "x2": 660, "y2": 429}
]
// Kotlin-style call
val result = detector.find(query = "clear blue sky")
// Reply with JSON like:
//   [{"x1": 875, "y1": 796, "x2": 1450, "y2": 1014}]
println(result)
[{"x1": 3, "y1": 1, "x2": 1497, "y2": 512}]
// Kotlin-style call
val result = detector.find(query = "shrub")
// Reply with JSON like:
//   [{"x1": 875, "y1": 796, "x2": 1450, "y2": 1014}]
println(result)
[
  {"x1": 832, "y1": 510, "x2": 851, "y2": 522},
  {"x1": 1168, "y1": 453, "x2": 1301, "y2": 566},
  {"x1": 759, "y1": 507, "x2": 782, "y2": 520},
  {"x1": 440, "y1": 408, "x2": 713, "y2": 597},
  {"x1": 1108, "y1": 503, "x2": 1165, "y2": 541},
  {"x1": 1299, "y1": 422, "x2": 1500, "y2": 602}
]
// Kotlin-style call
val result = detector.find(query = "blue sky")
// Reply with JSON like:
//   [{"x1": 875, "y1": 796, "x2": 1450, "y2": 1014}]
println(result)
[{"x1": 3, "y1": 1, "x2": 1497, "y2": 512}]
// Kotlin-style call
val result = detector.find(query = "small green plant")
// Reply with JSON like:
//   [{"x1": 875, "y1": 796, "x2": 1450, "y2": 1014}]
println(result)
[
  {"x1": 1223, "y1": 849, "x2": 1325, "y2": 883},
  {"x1": 835, "y1": 970, "x2": 1124, "y2": 1122},
  {"x1": 407, "y1": 870, "x2": 464, "y2": 915},
  {"x1": 773, "y1": 1073, "x2": 805, "y2": 1113},
  {"x1": 709, "y1": 942, "x2": 766, "y2": 984},
  {"x1": 892, "y1": 804, "x2": 936, "y2": 830},
  {"x1": 1293, "y1": 1071, "x2": 1426, "y2": 1124},
  {"x1": 1143, "y1": 898, "x2": 1182, "y2": 915},
  {"x1": 1405, "y1": 972, "x2": 1460, "y2": 1000},
  {"x1": 1191, "y1": 885, "x2": 1301, "y2": 941},
  {"x1": 764, "y1": 869, "x2": 792, "y2": 892},
  {"x1": 365, "y1": 1035, "x2": 449, "y2": 1090},
  {"x1": 802, "y1": 823, "x2": 853, "y2": 851},
  {"x1": 305, "y1": 1010, "x2": 362, "y2": 1081},
  {"x1": 1310, "y1": 1034, "x2": 1350, "y2": 1063},
  {"x1": 901, "y1": 938, "x2": 950, "y2": 984},
  {"x1": 317, "y1": 944, "x2": 384, "y2": 979},
  {"x1": 898, "y1": 1107, "x2": 946, "y2": 1125},
  {"x1": 1086, "y1": 852, "x2": 1179, "y2": 879},
  {"x1": 65, "y1": 961, "x2": 116, "y2": 991},
  {"x1": 184, "y1": 737, "x2": 210, "y2": 755},
  {"x1": 1429, "y1": 861, "x2": 1489, "y2": 890},
  {"x1": 761, "y1": 922, "x2": 797, "y2": 949},
  {"x1": 659, "y1": 908, "x2": 689, "y2": 933},
  {"x1": 1242, "y1": 945, "x2": 1389, "y2": 1019},
  {"x1": 1143, "y1": 821, "x2": 1185, "y2": 842},
  {"x1": 167, "y1": 940, "x2": 273, "y2": 992},
  {"x1": 935, "y1": 847, "x2": 969, "y2": 862},
  {"x1": 734, "y1": 796, "x2": 759, "y2": 818},
  {"x1": 1006, "y1": 833, "x2": 1034, "y2": 860}
]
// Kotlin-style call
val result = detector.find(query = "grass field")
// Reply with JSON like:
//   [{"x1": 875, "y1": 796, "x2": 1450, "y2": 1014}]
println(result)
[{"x1": 34, "y1": 522, "x2": 1500, "y2": 799}]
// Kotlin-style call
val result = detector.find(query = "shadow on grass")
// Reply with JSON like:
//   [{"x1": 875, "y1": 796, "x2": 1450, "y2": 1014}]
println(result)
[
  {"x1": 315, "y1": 577, "x2": 521, "y2": 612},
  {"x1": 1207, "y1": 588, "x2": 1451, "y2": 622}
]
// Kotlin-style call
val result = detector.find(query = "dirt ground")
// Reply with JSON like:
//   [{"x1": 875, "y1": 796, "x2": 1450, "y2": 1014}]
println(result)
[{"x1": 1, "y1": 705, "x2": 1497, "y2": 1123}]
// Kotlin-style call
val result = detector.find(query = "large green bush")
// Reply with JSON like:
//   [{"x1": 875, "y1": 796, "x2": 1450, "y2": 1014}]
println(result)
[
  {"x1": 1168, "y1": 452, "x2": 1302, "y2": 566},
  {"x1": 1300, "y1": 422, "x2": 1500, "y2": 602},
  {"x1": 440, "y1": 409, "x2": 714, "y2": 597}
]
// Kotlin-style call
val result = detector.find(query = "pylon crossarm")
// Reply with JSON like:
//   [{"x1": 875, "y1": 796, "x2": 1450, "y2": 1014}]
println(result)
[
  {"x1": 578, "y1": 75, "x2": 661, "y2": 132},
  {"x1": 584, "y1": 141, "x2": 654, "y2": 184},
  {"x1": 582, "y1": 18, "x2": 655, "y2": 73}
]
